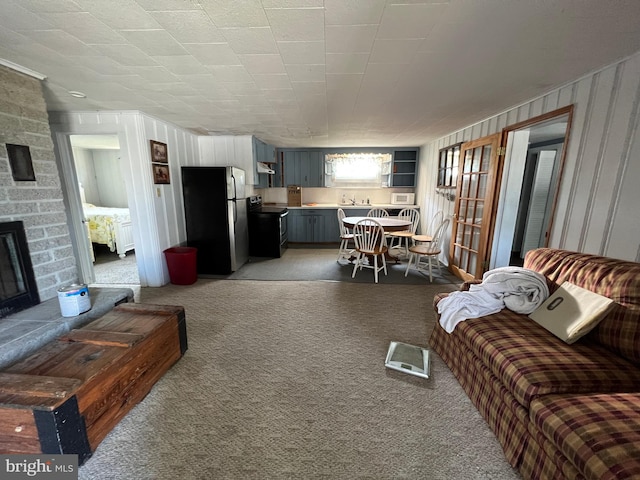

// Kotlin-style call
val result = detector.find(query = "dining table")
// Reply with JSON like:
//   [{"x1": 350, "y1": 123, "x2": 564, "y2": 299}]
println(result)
[
  {"x1": 341, "y1": 216, "x2": 412, "y2": 232},
  {"x1": 341, "y1": 216, "x2": 412, "y2": 263}
]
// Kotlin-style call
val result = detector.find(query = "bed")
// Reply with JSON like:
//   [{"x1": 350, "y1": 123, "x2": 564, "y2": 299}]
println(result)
[{"x1": 83, "y1": 203, "x2": 135, "y2": 259}]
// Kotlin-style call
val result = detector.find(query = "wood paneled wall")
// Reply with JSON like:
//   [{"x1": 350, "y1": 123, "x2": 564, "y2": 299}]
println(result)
[{"x1": 416, "y1": 51, "x2": 640, "y2": 263}]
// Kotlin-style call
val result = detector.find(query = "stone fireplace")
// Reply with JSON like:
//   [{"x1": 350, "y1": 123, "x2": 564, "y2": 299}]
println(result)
[{"x1": 0, "y1": 220, "x2": 40, "y2": 317}]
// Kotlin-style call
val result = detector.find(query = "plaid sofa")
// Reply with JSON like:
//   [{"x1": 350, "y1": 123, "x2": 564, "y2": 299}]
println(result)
[{"x1": 429, "y1": 248, "x2": 640, "y2": 479}]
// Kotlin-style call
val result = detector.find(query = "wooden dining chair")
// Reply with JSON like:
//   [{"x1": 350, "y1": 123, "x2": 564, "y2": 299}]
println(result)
[
  {"x1": 412, "y1": 210, "x2": 444, "y2": 244},
  {"x1": 351, "y1": 219, "x2": 388, "y2": 283},
  {"x1": 336, "y1": 208, "x2": 355, "y2": 263},
  {"x1": 366, "y1": 207, "x2": 389, "y2": 217},
  {"x1": 387, "y1": 207, "x2": 420, "y2": 257},
  {"x1": 404, "y1": 218, "x2": 450, "y2": 282}
]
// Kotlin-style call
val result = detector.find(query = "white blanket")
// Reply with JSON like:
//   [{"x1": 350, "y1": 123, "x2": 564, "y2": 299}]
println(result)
[{"x1": 437, "y1": 266, "x2": 549, "y2": 333}]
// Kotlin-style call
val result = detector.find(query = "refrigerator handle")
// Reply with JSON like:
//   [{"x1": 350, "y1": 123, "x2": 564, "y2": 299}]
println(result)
[
  {"x1": 231, "y1": 173, "x2": 237, "y2": 200},
  {"x1": 233, "y1": 198, "x2": 237, "y2": 225}
]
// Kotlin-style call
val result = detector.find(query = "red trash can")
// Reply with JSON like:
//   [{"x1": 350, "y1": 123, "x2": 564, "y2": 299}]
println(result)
[{"x1": 163, "y1": 247, "x2": 198, "y2": 285}]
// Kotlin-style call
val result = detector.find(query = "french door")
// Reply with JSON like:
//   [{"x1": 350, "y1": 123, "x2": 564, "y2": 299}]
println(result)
[{"x1": 449, "y1": 133, "x2": 501, "y2": 281}]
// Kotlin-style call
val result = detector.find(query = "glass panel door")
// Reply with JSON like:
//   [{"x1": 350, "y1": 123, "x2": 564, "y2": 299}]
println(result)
[{"x1": 449, "y1": 133, "x2": 501, "y2": 281}]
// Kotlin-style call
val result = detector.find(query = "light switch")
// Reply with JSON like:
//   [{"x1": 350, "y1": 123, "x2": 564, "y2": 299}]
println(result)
[{"x1": 156, "y1": 188, "x2": 161, "y2": 197}]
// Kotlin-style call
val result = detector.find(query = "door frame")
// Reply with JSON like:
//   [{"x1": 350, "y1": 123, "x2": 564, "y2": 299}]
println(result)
[{"x1": 486, "y1": 105, "x2": 574, "y2": 268}]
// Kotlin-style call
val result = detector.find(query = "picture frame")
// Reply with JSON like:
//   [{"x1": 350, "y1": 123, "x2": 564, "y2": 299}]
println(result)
[
  {"x1": 6, "y1": 144, "x2": 36, "y2": 181},
  {"x1": 150, "y1": 140, "x2": 168, "y2": 163},
  {"x1": 152, "y1": 164, "x2": 171, "y2": 184}
]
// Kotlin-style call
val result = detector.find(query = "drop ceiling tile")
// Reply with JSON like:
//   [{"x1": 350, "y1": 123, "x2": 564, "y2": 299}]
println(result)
[
  {"x1": 239, "y1": 54, "x2": 286, "y2": 74},
  {"x1": 377, "y1": 3, "x2": 447, "y2": 39},
  {"x1": 221, "y1": 81, "x2": 259, "y2": 94},
  {"x1": 324, "y1": 0, "x2": 386, "y2": 26},
  {"x1": 326, "y1": 53, "x2": 369, "y2": 74},
  {"x1": 36, "y1": 13, "x2": 126, "y2": 44},
  {"x1": 210, "y1": 64, "x2": 253, "y2": 82},
  {"x1": 291, "y1": 81, "x2": 326, "y2": 96},
  {"x1": 326, "y1": 73, "x2": 362, "y2": 93},
  {"x1": 91, "y1": 44, "x2": 160, "y2": 66},
  {"x1": 265, "y1": 89, "x2": 297, "y2": 101},
  {"x1": 369, "y1": 38, "x2": 423, "y2": 63},
  {"x1": 277, "y1": 41, "x2": 324, "y2": 64},
  {"x1": 149, "y1": 10, "x2": 226, "y2": 43},
  {"x1": 325, "y1": 25, "x2": 377, "y2": 54},
  {"x1": 220, "y1": 27, "x2": 278, "y2": 54},
  {"x1": 127, "y1": 66, "x2": 180, "y2": 82},
  {"x1": 285, "y1": 64, "x2": 325, "y2": 82},
  {"x1": 361, "y1": 63, "x2": 404, "y2": 84},
  {"x1": 0, "y1": 2, "x2": 54, "y2": 30},
  {"x1": 201, "y1": 0, "x2": 268, "y2": 28},
  {"x1": 261, "y1": 0, "x2": 323, "y2": 6},
  {"x1": 73, "y1": 0, "x2": 161, "y2": 29},
  {"x1": 66, "y1": 55, "x2": 134, "y2": 75},
  {"x1": 19, "y1": 0, "x2": 83, "y2": 13},
  {"x1": 134, "y1": 0, "x2": 201, "y2": 11},
  {"x1": 265, "y1": 8, "x2": 324, "y2": 42},
  {"x1": 182, "y1": 43, "x2": 241, "y2": 65},
  {"x1": 28, "y1": 30, "x2": 97, "y2": 56},
  {"x1": 145, "y1": 82, "x2": 198, "y2": 95},
  {"x1": 118, "y1": 30, "x2": 187, "y2": 56},
  {"x1": 252, "y1": 74, "x2": 291, "y2": 89},
  {"x1": 152, "y1": 55, "x2": 210, "y2": 75}
]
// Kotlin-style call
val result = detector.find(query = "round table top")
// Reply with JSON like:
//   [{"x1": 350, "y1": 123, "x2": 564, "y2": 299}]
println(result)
[{"x1": 342, "y1": 216, "x2": 412, "y2": 232}]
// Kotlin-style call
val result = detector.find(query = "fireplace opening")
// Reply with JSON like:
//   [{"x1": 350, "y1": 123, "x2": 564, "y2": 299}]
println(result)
[{"x1": 0, "y1": 221, "x2": 40, "y2": 318}]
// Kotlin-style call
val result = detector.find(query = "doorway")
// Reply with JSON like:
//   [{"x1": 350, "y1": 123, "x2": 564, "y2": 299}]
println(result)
[
  {"x1": 68, "y1": 134, "x2": 140, "y2": 287},
  {"x1": 490, "y1": 106, "x2": 573, "y2": 269}
]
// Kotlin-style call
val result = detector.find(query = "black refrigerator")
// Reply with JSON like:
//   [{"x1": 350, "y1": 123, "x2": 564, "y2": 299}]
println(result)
[{"x1": 181, "y1": 166, "x2": 249, "y2": 275}]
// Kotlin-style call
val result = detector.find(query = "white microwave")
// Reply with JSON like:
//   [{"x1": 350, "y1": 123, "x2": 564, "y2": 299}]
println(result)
[{"x1": 391, "y1": 193, "x2": 415, "y2": 205}]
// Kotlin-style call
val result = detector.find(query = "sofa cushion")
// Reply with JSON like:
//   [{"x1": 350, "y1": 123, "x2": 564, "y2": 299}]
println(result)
[
  {"x1": 530, "y1": 393, "x2": 640, "y2": 480},
  {"x1": 524, "y1": 248, "x2": 640, "y2": 364},
  {"x1": 451, "y1": 313, "x2": 640, "y2": 408}
]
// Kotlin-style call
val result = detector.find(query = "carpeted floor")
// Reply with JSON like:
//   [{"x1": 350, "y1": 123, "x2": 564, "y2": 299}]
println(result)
[
  {"x1": 230, "y1": 246, "x2": 461, "y2": 286},
  {"x1": 92, "y1": 244, "x2": 140, "y2": 285},
  {"x1": 78, "y1": 279, "x2": 521, "y2": 480}
]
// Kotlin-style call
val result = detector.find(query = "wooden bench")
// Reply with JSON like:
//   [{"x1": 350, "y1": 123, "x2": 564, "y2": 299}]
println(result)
[{"x1": 0, "y1": 303, "x2": 187, "y2": 464}]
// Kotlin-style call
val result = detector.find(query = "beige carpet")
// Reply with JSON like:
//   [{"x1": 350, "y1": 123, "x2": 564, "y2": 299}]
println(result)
[{"x1": 78, "y1": 279, "x2": 521, "y2": 480}]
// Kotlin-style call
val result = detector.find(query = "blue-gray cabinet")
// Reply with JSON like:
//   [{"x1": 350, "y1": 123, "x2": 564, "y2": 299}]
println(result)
[
  {"x1": 391, "y1": 149, "x2": 418, "y2": 187},
  {"x1": 273, "y1": 147, "x2": 418, "y2": 189},
  {"x1": 288, "y1": 209, "x2": 342, "y2": 243},
  {"x1": 282, "y1": 151, "x2": 323, "y2": 187},
  {"x1": 253, "y1": 137, "x2": 276, "y2": 189}
]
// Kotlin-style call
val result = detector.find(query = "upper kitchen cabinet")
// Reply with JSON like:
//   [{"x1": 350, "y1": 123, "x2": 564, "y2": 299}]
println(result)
[
  {"x1": 253, "y1": 137, "x2": 276, "y2": 189},
  {"x1": 391, "y1": 149, "x2": 419, "y2": 187},
  {"x1": 282, "y1": 150, "x2": 323, "y2": 188}
]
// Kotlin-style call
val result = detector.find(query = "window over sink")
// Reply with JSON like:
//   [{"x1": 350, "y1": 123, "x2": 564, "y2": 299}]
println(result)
[{"x1": 324, "y1": 153, "x2": 392, "y2": 188}]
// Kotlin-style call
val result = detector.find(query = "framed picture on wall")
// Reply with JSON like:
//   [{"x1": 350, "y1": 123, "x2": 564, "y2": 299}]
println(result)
[
  {"x1": 6, "y1": 144, "x2": 36, "y2": 181},
  {"x1": 152, "y1": 163, "x2": 170, "y2": 184},
  {"x1": 150, "y1": 140, "x2": 168, "y2": 163}
]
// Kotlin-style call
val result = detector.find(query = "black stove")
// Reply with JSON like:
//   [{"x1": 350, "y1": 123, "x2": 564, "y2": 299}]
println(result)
[{"x1": 247, "y1": 195, "x2": 288, "y2": 258}]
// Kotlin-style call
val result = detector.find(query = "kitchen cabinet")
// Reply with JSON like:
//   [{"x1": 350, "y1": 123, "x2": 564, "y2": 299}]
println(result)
[
  {"x1": 253, "y1": 137, "x2": 276, "y2": 189},
  {"x1": 282, "y1": 151, "x2": 323, "y2": 187},
  {"x1": 391, "y1": 149, "x2": 418, "y2": 187},
  {"x1": 288, "y1": 209, "x2": 341, "y2": 243}
]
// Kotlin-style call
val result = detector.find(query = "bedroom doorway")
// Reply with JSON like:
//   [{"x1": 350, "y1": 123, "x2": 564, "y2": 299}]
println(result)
[
  {"x1": 69, "y1": 135, "x2": 140, "y2": 287},
  {"x1": 490, "y1": 105, "x2": 573, "y2": 269}
]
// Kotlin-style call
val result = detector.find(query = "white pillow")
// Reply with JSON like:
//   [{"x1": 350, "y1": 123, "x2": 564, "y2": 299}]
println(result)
[{"x1": 528, "y1": 281, "x2": 615, "y2": 344}]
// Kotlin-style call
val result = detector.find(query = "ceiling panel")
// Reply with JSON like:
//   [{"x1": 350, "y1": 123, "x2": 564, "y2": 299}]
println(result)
[{"x1": 0, "y1": 0, "x2": 639, "y2": 147}]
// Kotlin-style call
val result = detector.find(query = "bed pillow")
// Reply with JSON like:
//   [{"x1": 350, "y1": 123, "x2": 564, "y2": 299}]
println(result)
[{"x1": 528, "y1": 281, "x2": 615, "y2": 344}]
